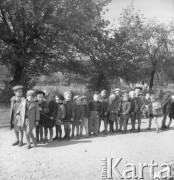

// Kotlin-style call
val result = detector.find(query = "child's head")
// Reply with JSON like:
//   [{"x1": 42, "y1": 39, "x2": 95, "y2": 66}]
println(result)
[
  {"x1": 73, "y1": 95, "x2": 81, "y2": 105},
  {"x1": 93, "y1": 93, "x2": 100, "y2": 102},
  {"x1": 134, "y1": 87, "x2": 142, "y2": 96},
  {"x1": 150, "y1": 94, "x2": 155, "y2": 102},
  {"x1": 122, "y1": 92, "x2": 129, "y2": 101},
  {"x1": 109, "y1": 93, "x2": 116, "y2": 101},
  {"x1": 114, "y1": 88, "x2": 121, "y2": 97},
  {"x1": 12, "y1": 86, "x2": 23, "y2": 98},
  {"x1": 64, "y1": 91, "x2": 72, "y2": 101},
  {"x1": 100, "y1": 90, "x2": 107, "y2": 98},
  {"x1": 36, "y1": 91, "x2": 45, "y2": 103},
  {"x1": 55, "y1": 93, "x2": 64, "y2": 103},
  {"x1": 81, "y1": 96, "x2": 88, "y2": 105},
  {"x1": 129, "y1": 91, "x2": 135, "y2": 99},
  {"x1": 26, "y1": 90, "x2": 36, "y2": 102},
  {"x1": 145, "y1": 93, "x2": 150, "y2": 99}
]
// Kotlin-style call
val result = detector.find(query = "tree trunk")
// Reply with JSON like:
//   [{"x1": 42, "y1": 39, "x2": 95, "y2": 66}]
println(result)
[
  {"x1": 95, "y1": 73, "x2": 105, "y2": 91},
  {"x1": 149, "y1": 69, "x2": 156, "y2": 92},
  {"x1": 11, "y1": 62, "x2": 24, "y2": 86}
]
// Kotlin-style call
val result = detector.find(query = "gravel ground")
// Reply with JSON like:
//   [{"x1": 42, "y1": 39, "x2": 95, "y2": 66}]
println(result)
[{"x1": 0, "y1": 118, "x2": 174, "y2": 180}]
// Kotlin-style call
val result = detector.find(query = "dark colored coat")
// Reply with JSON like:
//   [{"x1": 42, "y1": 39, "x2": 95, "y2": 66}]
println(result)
[
  {"x1": 119, "y1": 100, "x2": 131, "y2": 115},
  {"x1": 100, "y1": 97, "x2": 109, "y2": 116},
  {"x1": 64, "y1": 101, "x2": 75, "y2": 120},
  {"x1": 73, "y1": 105, "x2": 85, "y2": 121},
  {"x1": 89, "y1": 101, "x2": 103, "y2": 117},
  {"x1": 82, "y1": 104, "x2": 90, "y2": 118}
]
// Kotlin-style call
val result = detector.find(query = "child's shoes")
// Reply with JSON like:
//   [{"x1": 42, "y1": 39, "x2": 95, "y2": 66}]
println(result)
[
  {"x1": 12, "y1": 140, "x2": 19, "y2": 146},
  {"x1": 18, "y1": 141, "x2": 23, "y2": 147}
]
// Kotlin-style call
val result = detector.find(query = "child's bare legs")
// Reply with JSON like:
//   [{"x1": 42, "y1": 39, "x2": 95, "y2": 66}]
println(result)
[
  {"x1": 18, "y1": 130, "x2": 24, "y2": 146},
  {"x1": 71, "y1": 123, "x2": 75, "y2": 138},
  {"x1": 39, "y1": 125, "x2": 44, "y2": 142},
  {"x1": 76, "y1": 125, "x2": 80, "y2": 139},
  {"x1": 146, "y1": 117, "x2": 152, "y2": 130},
  {"x1": 48, "y1": 128, "x2": 53, "y2": 142},
  {"x1": 153, "y1": 117, "x2": 159, "y2": 133},
  {"x1": 84, "y1": 118, "x2": 89, "y2": 137},
  {"x1": 44, "y1": 127, "x2": 48, "y2": 141},
  {"x1": 57, "y1": 125, "x2": 62, "y2": 141},
  {"x1": 80, "y1": 123, "x2": 83, "y2": 136},
  {"x1": 25, "y1": 126, "x2": 37, "y2": 148},
  {"x1": 167, "y1": 118, "x2": 173, "y2": 128},
  {"x1": 12, "y1": 129, "x2": 19, "y2": 145}
]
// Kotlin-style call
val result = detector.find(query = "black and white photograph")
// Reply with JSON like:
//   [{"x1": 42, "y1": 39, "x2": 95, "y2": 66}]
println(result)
[{"x1": 0, "y1": 0, "x2": 174, "y2": 179}]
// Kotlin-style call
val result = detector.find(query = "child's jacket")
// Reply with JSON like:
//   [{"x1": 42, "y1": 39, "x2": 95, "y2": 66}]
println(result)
[
  {"x1": 73, "y1": 104, "x2": 85, "y2": 121},
  {"x1": 119, "y1": 100, "x2": 131, "y2": 115},
  {"x1": 17, "y1": 99, "x2": 40, "y2": 129},
  {"x1": 64, "y1": 101, "x2": 75, "y2": 120}
]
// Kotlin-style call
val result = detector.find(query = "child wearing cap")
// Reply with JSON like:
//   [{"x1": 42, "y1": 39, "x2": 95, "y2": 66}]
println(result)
[
  {"x1": 81, "y1": 96, "x2": 90, "y2": 138},
  {"x1": 142, "y1": 92, "x2": 151, "y2": 118},
  {"x1": 63, "y1": 91, "x2": 75, "y2": 140},
  {"x1": 36, "y1": 91, "x2": 49, "y2": 143},
  {"x1": 118, "y1": 92, "x2": 131, "y2": 134},
  {"x1": 89, "y1": 92, "x2": 103, "y2": 136},
  {"x1": 73, "y1": 95, "x2": 85, "y2": 139},
  {"x1": 146, "y1": 94, "x2": 161, "y2": 133},
  {"x1": 10, "y1": 85, "x2": 25, "y2": 146},
  {"x1": 53, "y1": 93, "x2": 66, "y2": 141},
  {"x1": 16, "y1": 90, "x2": 40, "y2": 149}
]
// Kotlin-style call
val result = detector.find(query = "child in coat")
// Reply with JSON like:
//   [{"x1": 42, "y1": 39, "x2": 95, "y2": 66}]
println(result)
[
  {"x1": 168, "y1": 95, "x2": 174, "y2": 128},
  {"x1": 146, "y1": 94, "x2": 161, "y2": 133},
  {"x1": 53, "y1": 93, "x2": 66, "y2": 141},
  {"x1": 89, "y1": 92, "x2": 103, "y2": 136},
  {"x1": 73, "y1": 95, "x2": 85, "y2": 139},
  {"x1": 43, "y1": 92, "x2": 57, "y2": 143},
  {"x1": 100, "y1": 90, "x2": 109, "y2": 134},
  {"x1": 10, "y1": 85, "x2": 25, "y2": 146},
  {"x1": 107, "y1": 93, "x2": 120, "y2": 133},
  {"x1": 81, "y1": 96, "x2": 90, "y2": 138},
  {"x1": 63, "y1": 91, "x2": 74, "y2": 140},
  {"x1": 128, "y1": 91, "x2": 137, "y2": 132},
  {"x1": 17, "y1": 90, "x2": 40, "y2": 149},
  {"x1": 36, "y1": 91, "x2": 49, "y2": 143},
  {"x1": 118, "y1": 92, "x2": 131, "y2": 134}
]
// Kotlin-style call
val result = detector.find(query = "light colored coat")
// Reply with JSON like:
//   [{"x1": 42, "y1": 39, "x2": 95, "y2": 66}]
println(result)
[
  {"x1": 17, "y1": 99, "x2": 40, "y2": 129},
  {"x1": 10, "y1": 96, "x2": 25, "y2": 130}
]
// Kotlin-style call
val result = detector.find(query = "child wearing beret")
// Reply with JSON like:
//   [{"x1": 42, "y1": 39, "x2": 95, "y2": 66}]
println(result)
[
  {"x1": 17, "y1": 90, "x2": 40, "y2": 149},
  {"x1": 10, "y1": 85, "x2": 25, "y2": 146}
]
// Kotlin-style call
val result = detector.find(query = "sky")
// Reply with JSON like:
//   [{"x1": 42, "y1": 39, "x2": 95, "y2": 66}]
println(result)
[{"x1": 104, "y1": 0, "x2": 174, "y2": 25}]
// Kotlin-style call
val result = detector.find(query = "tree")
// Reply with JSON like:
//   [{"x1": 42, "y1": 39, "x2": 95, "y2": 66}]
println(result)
[
  {"x1": 0, "y1": 0, "x2": 110, "y2": 90},
  {"x1": 117, "y1": 3, "x2": 173, "y2": 91}
]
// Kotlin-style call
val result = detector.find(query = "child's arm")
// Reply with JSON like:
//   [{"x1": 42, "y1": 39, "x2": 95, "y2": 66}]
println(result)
[
  {"x1": 80, "y1": 106, "x2": 85, "y2": 122},
  {"x1": 35, "y1": 102, "x2": 40, "y2": 126},
  {"x1": 61, "y1": 105, "x2": 66, "y2": 120}
]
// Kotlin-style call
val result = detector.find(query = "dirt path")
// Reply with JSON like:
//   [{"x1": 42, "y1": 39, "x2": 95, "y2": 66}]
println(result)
[{"x1": 0, "y1": 118, "x2": 174, "y2": 180}]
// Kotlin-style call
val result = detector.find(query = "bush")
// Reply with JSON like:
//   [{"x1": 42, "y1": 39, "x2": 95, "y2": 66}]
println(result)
[{"x1": 0, "y1": 86, "x2": 14, "y2": 103}]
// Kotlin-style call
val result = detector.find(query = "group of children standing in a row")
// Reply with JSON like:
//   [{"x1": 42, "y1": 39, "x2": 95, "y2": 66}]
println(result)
[{"x1": 10, "y1": 85, "x2": 174, "y2": 149}]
